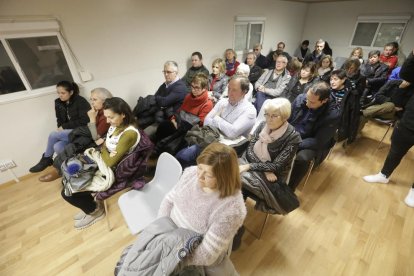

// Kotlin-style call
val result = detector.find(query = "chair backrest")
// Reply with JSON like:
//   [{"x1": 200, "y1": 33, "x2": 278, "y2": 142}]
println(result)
[{"x1": 118, "y1": 152, "x2": 183, "y2": 235}]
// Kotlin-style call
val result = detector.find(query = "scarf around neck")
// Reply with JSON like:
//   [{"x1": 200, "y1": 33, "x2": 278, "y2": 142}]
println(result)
[{"x1": 253, "y1": 122, "x2": 289, "y2": 162}]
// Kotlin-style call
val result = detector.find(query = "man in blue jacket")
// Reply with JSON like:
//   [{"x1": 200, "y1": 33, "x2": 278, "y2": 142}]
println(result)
[{"x1": 288, "y1": 81, "x2": 341, "y2": 190}]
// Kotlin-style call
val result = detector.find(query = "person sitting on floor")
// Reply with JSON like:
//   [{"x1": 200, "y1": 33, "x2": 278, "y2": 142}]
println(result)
[
  {"x1": 38, "y1": 87, "x2": 113, "y2": 182},
  {"x1": 29, "y1": 81, "x2": 90, "y2": 173},
  {"x1": 288, "y1": 81, "x2": 341, "y2": 191},
  {"x1": 61, "y1": 97, "x2": 140, "y2": 230}
]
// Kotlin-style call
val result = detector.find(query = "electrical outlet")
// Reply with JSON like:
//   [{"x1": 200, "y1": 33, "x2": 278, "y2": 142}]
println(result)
[{"x1": 0, "y1": 160, "x2": 16, "y2": 172}]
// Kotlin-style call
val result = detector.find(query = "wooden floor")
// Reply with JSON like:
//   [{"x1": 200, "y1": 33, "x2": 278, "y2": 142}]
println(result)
[{"x1": 1, "y1": 120, "x2": 414, "y2": 276}]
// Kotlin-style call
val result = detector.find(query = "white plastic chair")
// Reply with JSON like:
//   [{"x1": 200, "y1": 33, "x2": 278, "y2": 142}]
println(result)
[{"x1": 118, "y1": 152, "x2": 183, "y2": 235}]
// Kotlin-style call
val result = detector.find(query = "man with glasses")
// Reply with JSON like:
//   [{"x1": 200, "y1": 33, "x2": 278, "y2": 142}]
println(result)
[
  {"x1": 254, "y1": 55, "x2": 291, "y2": 112},
  {"x1": 251, "y1": 43, "x2": 269, "y2": 69},
  {"x1": 287, "y1": 81, "x2": 340, "y2": 191},
  {"x1": 140, "y1": 61, "x2": 187, "y2": 138}
]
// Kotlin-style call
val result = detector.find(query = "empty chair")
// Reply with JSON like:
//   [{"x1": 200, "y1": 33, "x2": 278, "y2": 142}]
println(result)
[{"x1": 118, "y1": 152, "x2": 183, "y2": 235}]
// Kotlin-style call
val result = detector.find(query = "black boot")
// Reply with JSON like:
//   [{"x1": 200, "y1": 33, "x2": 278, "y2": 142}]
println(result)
[{"x1": 29, "y1": 154, "x2": 53, "y2": 173}]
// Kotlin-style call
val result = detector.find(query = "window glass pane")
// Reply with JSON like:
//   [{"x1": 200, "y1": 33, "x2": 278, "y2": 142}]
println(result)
[
  {"x1": 352, "y1": 22, "x2": 378, "y2": 46},
  {"x1": 248, "y1": 24, "x2": 262, "y2": 49},
  {"x1": 373, "y1": 23, "x2": 405, "y2": 47},
  {"x1": 235, "y1": 24, "x2": 248, "y2": 51},
  {"x1": 0, "y1": 41, "x2": 25, "y2": 95},
  {"x1": 7, "y1": 36, "x2": 73, "y2": 89}
]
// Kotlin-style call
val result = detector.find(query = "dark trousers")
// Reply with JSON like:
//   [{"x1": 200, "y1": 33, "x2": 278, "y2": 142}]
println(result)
[
  {"x1": 381, "y1": 123, "x2": 414, "y2": 177},
  {"x1": 288, "y1": 149, "x2": 317, "y2": 191},
  {"x1": 61, "y1": 189, "x2": 97, "y2": 214}
]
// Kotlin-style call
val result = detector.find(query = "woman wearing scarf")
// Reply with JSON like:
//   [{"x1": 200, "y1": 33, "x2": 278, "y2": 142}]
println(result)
[{"x1": 239, "y1": 98, "x2": 302, "y2": 214}]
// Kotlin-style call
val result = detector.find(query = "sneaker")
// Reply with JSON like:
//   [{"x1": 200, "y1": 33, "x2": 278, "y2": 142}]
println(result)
[
  {"x1": 404, "y1": 188, "x2": 414, "y2": 208},
  {"x1": 74, "y1": 204, "x2": 105, "y2": 230},
  {"x1": 363, "y1": 172, "x2": 389, "y2": 184},
  {"x1": 73, "y1": 210, "x2": 86, "y2": 221}
]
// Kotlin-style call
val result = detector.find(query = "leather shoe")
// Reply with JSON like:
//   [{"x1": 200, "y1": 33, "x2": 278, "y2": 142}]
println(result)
[{"x1": 39, "y1": 169, "x2": 60, "y2": 182}]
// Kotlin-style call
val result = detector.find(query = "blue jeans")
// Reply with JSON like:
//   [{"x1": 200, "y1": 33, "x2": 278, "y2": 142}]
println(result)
[
  {"x1": 44, "y1": 129, "x2": 73, "y2": 157},
  {"x1": 255, "y1": 91, "x2": 273, "y2": 113},
  {"x1": 175, "y1": 145, "x2": 201, "y2": 168}
]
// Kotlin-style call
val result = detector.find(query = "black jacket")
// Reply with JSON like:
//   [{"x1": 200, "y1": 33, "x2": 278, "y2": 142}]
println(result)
[
  {"x1": 55, "y1": 94, "x2": 90, "y2": 129},
  {"x1": 360, "y1": 62, "x2": 388, "y2": 93},
  {"x1": 282, "y1": 76, "x2": 317, "y2": 103},
  {"x1": 289, "y1": 93, "x2": 340, "y2": 150},
  {"x1": 400, "y1": 52, "x2": 414, "y2": 131}
]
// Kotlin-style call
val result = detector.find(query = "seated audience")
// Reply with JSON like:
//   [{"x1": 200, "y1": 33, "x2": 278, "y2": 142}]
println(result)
[
  {"x1": 293, "y1": 40, "x2": 311, "y2": 62},
  {"x1": 363, "y1": 49, "x2": 414, "y2": 208},
  {"x1": 255, "y1": 55, "x2": 291, "y2": 112},
  {"x1": 390, "y1": 41, "x2": 406, "y2": 66},
  {"x1": 158, "y1": 143, "x2": 246, "y2": 271},
  {"x1": 239, "y1": 98, "x2": 301, "y2": 213},
  {"x1": 350, "y1": 47, "x2": 364, "y2": 64},
  {"x1": 379, "y1": 42, "x2": 398, "y2": 76},
  {"x1": 330, "y1": 69, "x2": 360, "y2": 145},
  {"x1": 181, "y1": 52, "x2": 209, "y2": 91},
  {"x1": 288, "y1": 82, "x2": 341, "y2": 191},
  {"x1": 267, "y1": 42, "x2": 292, "y2": 63},
  {"x1": 303, "y1": 39, "x2": 326, "y2": 64},
  {"x1": 245, "y1": 52, "x2": 263, "y2": 86},
  {"x1": 224, "y1": 48, "x2": 240, "y2": 77},
  {"x1": 61, "y1": 97, "x2": 140, "y2": 229},
  {"x1": 317, "y1": 55, "x2": 334, "y2": 84},
  {"x1": 282, "y1": 61, "x2": 317, "y2": 103},
  {"x1": 251, "y1": 43, "x2": 269, "y2": 69},
  {"x1": 29, "y1": 81, "x2": 90, "y2": 173},
  {"x1": 154, "y1": 73, "x2": 213, "y2": 154},
  {"x1": 208, "y1": 58, "x2": 228, "y2": 102},
  {"x1": 39, "y1": 87, "x2": 113, "y2": 182},
  {"x1": 389, "y1": 66, "x2": 401, "y2": 81},
  {"x1": 343, "y1": 58, "x2": 366, "y2": 96},
  {"x1": 176, "y1": 76, "x2": 256, "y2": 168},
  {"x1": 323, "y1": 41, "x2": 333, "y2": 56},
  {"x1": 137, "y1": 61, "x2": 187, "y2": 136},
  {"x1": 287, "y1": 57, "x2": 302, "y2": 76},
  {"x1": 360, "y1": 50, "x2": 388, "y2": 103},
  {"x1": 221, "y1": 63, "x2": 254, "y2": 102}
]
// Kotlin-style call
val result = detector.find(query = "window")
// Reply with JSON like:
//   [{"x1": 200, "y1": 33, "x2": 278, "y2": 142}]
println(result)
[
  {"x1": 0, "y1": 19, "x2": 79, "y2": 103},
  {"x1": 350, "y1": 15, "x2": 411, "y2": 48},
  {"x1": 234, "y1": 17, "x2": 265, "y2": 53}
]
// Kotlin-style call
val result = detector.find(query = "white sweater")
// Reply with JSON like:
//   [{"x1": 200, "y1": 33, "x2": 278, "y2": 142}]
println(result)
[{"x1": 158, "y1": 166, "x2": 246, "y2": 266}]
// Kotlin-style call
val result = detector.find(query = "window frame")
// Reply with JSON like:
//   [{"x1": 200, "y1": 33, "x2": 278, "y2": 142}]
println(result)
[
  {"x1": 349, "y1": 15, "x2": 411, "y2": 49},
  {"x1": 233, "y1": 16, "x2": 266, "y2": 59},
  {"x1": 0, "y1": 21, "x2": 80, "y2": 105}
]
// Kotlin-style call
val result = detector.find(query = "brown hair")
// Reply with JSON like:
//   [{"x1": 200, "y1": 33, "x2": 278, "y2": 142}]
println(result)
[
  {"x1": 191, "y1": 73, "x2": 208, "y2": 90},
  {"x1": 196, "y1": 143, "x2": 241, "y2": 198}
]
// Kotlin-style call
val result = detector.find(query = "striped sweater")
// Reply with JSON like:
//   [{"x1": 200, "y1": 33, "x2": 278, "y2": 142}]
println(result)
[{"x1": 158, "y1": 166, "x2": 246, "y2": 266}]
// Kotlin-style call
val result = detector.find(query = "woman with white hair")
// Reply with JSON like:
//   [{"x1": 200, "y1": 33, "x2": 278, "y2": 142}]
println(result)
[{"x1": 239, "y1": 98, "x2": 301, "y2": 214}]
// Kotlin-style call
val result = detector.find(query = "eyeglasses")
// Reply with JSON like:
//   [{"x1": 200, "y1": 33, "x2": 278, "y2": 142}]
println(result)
[
  {"x1": 191, "y1": 85, "x2": 202, "y2": 91},
  {"x1": 162, "y1": 70, "x2": 177, "y2": 74},
  {"x1": 264, "y1": 113, "x2": 280, "y2": 119}
]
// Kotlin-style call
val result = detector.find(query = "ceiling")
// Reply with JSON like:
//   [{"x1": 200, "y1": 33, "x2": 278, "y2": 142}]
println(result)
[{"x1": 281, "y1": 0, "x2": 360, "y2": 3}]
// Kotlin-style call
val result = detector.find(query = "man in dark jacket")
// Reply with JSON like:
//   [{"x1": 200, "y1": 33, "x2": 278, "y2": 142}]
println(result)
[
  {"x1": 363, "y1": 49, "x2": 414, "y2": 208},
  {"x1": 288, "y1": 81, "x2": 341, "y2": 190},
  {"x1": 141, "y1": 61, "x2": 187, "y2": 138},
  {"x1": 303, "y1": 39, "x2": 326, "y2": 65}
]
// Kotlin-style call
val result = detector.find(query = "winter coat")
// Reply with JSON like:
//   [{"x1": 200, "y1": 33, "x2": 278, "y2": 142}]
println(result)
[
  {"x1": 289, "y1": 93, "x2": 340, "y2": 151},
  {"x1": 208, "y1": 73, "x2": 228, "y2": 100},
  {"x1": 96, "y1": 129, "x2": 154, "y2": 200},
  {"x1": 181, "y1": 65, "x2": 210, "y2": 91},
  {"x1": 55, "y1": 94, "x2": 90, "y2": 129},
  {"x1": 248, "y1": 65, "x2": 263, "y2": 85},
  {"x1": 360, "y1": 62, "x2": 388, "y2": 93},
  {"x1": 282, "y1": 76, "x2": 316, "y2": 103},
  {"x1": 184, "y1": 125, "x2": 221, "y2": 149},
  {"x1": 254, "y1": 68, "x2": 291, "y2": 97}
]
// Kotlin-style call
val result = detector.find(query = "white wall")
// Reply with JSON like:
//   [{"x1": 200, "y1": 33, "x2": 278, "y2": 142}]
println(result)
[
  {"x1": 0, "y1": 0, "x2": 307, "y2": 183},
  {"x1": 301, "y1": 0, "x2": 414, "y2": 59}
]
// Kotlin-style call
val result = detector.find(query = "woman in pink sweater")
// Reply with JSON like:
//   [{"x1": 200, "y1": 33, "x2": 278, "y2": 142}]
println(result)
[{"x1": 158, "y1": 143, "x2": 246, "y2": 269}]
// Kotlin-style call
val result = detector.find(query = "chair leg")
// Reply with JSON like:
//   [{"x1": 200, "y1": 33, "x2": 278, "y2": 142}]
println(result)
[
  {"x1": 302, "y1": 159, "x2": 315, "y2": 190},
  {"x1": 104, "y1": 199, "x2": 112, "y2": 231},
  {"x1": 375, "y1": 124, "x2": 392, "y2": 152}
]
